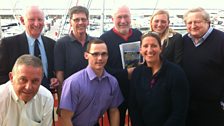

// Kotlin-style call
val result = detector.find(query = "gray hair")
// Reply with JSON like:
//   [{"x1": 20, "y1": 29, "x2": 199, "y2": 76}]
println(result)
[
  {"x1": 183, "y1": 7, "x2": 210, "y2": 23},
  {"x1": 12, "y1": 54, "x2": 43, "y2": 73},
  {"x1": 21, "y1": 5, "x2": 45, "y2": 19},
  {"x1": 112, "y1": 5, "x2": 131, "y2": 18}
]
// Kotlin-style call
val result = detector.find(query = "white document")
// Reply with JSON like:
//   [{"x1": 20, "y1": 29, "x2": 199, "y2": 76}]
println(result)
[{"x1": 119, "y1": 41, "x2": 141, "y2": 69}]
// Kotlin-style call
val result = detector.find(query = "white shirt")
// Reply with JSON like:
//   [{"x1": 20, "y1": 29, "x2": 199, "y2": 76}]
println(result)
[{"x1": 0, "y1": 81, "x2": 54, "y2": 126}]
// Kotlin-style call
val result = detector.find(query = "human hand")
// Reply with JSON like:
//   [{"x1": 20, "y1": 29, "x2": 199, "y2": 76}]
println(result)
[
  {"x1": 220, "y1": 101, "x2": 224, "y2": 110},
  {"x1": 127, "y1": 67, "x2": 135, "y2": 80},
  {"x1": 56, "y1": 107, "x2": 61, "y2": 117},
  {"x1": 50, "y1": 78, "x2": 59, "y2": 93}
]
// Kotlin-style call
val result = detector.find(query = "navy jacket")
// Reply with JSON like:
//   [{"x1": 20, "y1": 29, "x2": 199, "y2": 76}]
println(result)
[
  {"x1": 0, "y1": 32, "x2": 55, "y2": 89},
  {"x1": 129, "y1": 59, "x2": 189, "y2": 126}
]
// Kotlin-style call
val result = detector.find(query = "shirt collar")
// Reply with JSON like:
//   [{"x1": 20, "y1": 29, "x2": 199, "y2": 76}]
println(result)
[
  {"x1": 25, "y1": 32, "x2": 42, "y2": 46},
  {"x1": 9, "y1": 81, "x2": 37, "y2": 103},
  {"x1": 113, "y1": 27, "x2": 133, "y2": 41},
  {"x1": 188, "y1": 27, "x2": 213, "y2": 47},
  {"x1": 86, "y1": 66, "x2": 109, "y2": 81},
  {"x1": 9, "y1": 82, "x2": 19, "y2": 102},
  {"x1": 143, "y1": 56, "x2": 166, "y2": 75},
  {"x1": 69, "y1": 31, "x2": 92, "y2": 42}
]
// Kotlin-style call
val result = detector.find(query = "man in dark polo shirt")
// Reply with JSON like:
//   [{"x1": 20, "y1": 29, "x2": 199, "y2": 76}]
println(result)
[
  {"x1": 54, "y1": 6, "x2": 94, "y2": 106},
  {"x1": 54, "y1": 6, "x2": 94, "y2": 115}
]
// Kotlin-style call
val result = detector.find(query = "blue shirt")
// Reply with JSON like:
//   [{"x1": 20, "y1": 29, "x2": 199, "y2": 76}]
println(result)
[
  {"x1": 26, "y1": 32, "x2": 48, "y2": 76},
  {"x1": 60, "y1": 66, "x2": 124, "y2": 126},
  {"x1": 188, "y1": 27, "x2": 213, "y2": 47}
]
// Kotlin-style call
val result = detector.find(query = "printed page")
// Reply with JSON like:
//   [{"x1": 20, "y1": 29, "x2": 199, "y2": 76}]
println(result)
[{"x1": 119, "y1": 41, "x2": 141, "y2": 69}]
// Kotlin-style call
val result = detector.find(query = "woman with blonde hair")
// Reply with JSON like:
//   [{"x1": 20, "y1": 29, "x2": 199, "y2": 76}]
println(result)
[{"x1": 150, "y1": 9, "x2": 183, "y2": 64}]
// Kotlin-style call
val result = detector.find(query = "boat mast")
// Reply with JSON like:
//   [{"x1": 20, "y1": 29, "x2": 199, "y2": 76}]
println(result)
[
  {"x1": 0, "y1": 17, "x2": 2, "y2": 39},
  {"x1": 57, "y1": 0, "x2": 73, "y2": 39},
  {"x1": 100, "y1": 0, "x2": 105, "y2": 35}
]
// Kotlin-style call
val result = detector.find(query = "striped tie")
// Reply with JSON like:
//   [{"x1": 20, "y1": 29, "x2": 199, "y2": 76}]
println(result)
[{"x1": 34, "y1": 39, "x2": 41, "y2": 59}]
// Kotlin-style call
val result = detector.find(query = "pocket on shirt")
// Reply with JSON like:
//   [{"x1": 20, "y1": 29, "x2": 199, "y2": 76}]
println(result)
[{"x1": 30, "y1": 120, "x2": 41, "y2": 126}]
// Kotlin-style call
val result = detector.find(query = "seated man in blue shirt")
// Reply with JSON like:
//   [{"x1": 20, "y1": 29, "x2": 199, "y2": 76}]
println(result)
[{"x1": 60, "y1": 39, "x2": 124, "y2": 126}]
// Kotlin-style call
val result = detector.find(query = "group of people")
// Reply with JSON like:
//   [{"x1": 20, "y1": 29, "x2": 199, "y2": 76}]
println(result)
[{"x1": 0, "y1": 3, "x2": 223, "y2": 126}]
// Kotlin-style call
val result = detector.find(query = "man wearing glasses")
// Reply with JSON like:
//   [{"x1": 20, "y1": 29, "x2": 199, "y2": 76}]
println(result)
[
  {"x1": 60, "y1": 39, "x2": 124, "y2": 126},
  {"x1": 54, "y1": 6, "x2": 94, "y2": 112},
  {"x1": 182, "y1": 7, "x2": 224, "y2": 126}
]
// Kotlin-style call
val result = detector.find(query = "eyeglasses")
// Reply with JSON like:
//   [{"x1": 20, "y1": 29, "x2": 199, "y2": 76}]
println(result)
[
  {"x1": 87, "y1": 52, "x2": 108, "y2": 57},
  {"x1": 186, "y1": 20, "x2": 205, "y2": 26},
  {"x1": 72, "y1": 18, "x2": 88, "y2": 23}
]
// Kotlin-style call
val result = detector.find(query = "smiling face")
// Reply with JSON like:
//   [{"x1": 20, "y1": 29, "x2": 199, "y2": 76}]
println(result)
[
  {"x1": 112, "y1": 6, "x2": 131, "y2": 35},
  {"x1": 20, "y1": 6, "x2": 44, "y2": 39},
  {"x1": 70, "y1": 12, "x2": 89, "y2": 36},
  {"x1": 85, "y1": 43, "x2": 108, "y2": 73},
  {"x1": 185, "y1": 11, "x2": 209, "y2": 39},
  {"x1": 140, "y1": 35, "x2": 162, "y2": 66},
  {"x1": 9, "y1": 65, "x2": 43, "y2": 103},
  {"x1": 151, "y1": 13, "x2": 169, "y2": 34}
]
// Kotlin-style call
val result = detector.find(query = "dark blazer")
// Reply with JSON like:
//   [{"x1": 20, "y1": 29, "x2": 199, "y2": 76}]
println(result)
[
  {"x1": 161, "y1": 32, "x2": 183, "y2": 65},
  {"x1": 0, "y1": 32, "x2": 55, "y2": 86}
]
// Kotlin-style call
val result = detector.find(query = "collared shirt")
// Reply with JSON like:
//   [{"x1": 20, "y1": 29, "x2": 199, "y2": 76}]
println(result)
[
  {"x1": 26, "y1": 32, "x2": 48, "y2": 76},
  {"x1": 54, "y1": 32, "x2": 94, "y2": 79},
  {"x1": 60, "y1": 66, "x2": 124, "y2": 126},
  {"x1": 113, "y1": 27, "x2": 133, "y2": 41},
  {"x1": 0, "y1": 81, "x2": 54, "y2": 126},
  {"x1": 188, "y1": 27, "x2": 213, "y2": 47}
]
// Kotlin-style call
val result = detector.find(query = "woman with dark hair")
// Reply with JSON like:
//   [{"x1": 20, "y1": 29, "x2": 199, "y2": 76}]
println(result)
[{"x1": 129, "y1": 32, "x2": 189, "y2": 126}]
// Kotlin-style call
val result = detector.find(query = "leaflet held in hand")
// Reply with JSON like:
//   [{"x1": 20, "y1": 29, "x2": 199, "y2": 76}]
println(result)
[{"x1": 119, "y1": 41, "x2": 141, "y2": 69}]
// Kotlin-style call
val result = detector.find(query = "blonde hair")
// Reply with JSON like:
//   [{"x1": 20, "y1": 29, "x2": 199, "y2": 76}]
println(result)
[{"x1": 150, "y1": 10, "x2": 177, "y2": 45}]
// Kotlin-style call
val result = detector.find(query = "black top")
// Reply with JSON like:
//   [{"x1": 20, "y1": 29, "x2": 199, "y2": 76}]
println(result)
[
  {"x1": 161, "y1": 32, "x2": 183, "y2": 65},
  {"x1": 0, "y1": 32, "x2": 55, "y2": 89},
  {"x1": 182, "y1": 29, "x2": 224, "y2": 102},
  {"x1": 99, "y1": 28, "x2": 142, "y2": 99},
  {"x1": 129, "y1": 59, "x2": 189, "y2": 126},
  {"x1": 182, "y1": 28, "x2": 224, "y2": 126},
  {"x1": 54, "y1": 33, "x2": 94, "y2": 79}
]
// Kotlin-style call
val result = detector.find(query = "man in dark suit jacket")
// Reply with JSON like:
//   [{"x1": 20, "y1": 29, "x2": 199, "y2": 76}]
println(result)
[{"x1": 0, "y1": 5, "x2": 58, "y2": 90}]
